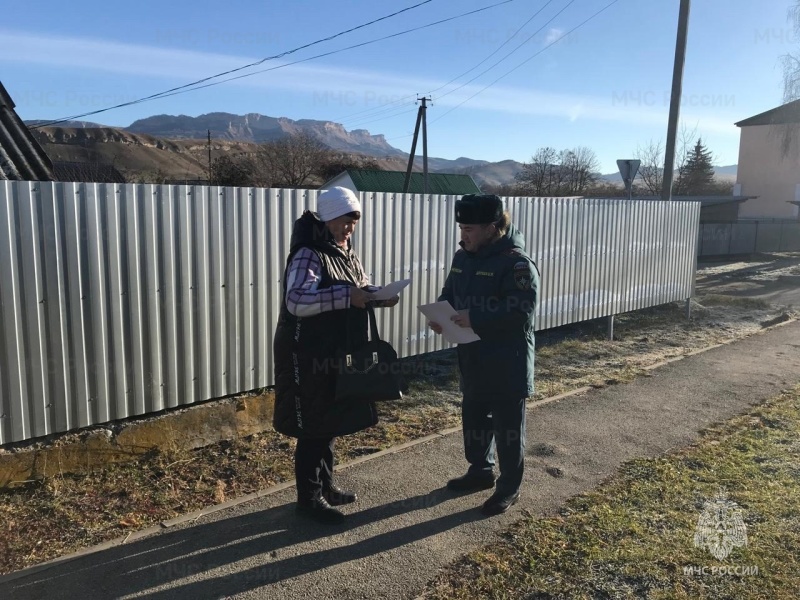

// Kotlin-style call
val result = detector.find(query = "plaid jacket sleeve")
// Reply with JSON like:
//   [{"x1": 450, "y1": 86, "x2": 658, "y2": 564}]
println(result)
[{"x1": 285, "y1": 248, "x2": 352, "y2": 317}]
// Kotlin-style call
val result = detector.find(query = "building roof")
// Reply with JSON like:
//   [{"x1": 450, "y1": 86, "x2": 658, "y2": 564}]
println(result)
[
  {"x1": 329, "y1": 169, "x2": 482, "y2": 195},
  {"x1": 53, "y1": 160, "x2": 126, "y2": 184},
  {"x1": 586, "y1": 195, "x2": 755, "y2": 206},
  {"x1": 658, "y1": 195, "x2": 755, "y2": 206},
  {"x1": 735, "y1": 99, "x2": 800, "y2": 127},
  {"x1": 0, "y1": 81, "x2": 55, "y2": 181}
]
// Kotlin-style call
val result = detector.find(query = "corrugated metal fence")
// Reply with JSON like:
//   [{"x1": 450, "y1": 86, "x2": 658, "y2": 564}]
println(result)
[
  {"x1": 698, "y1": 221, "x2": 800, "y2": 256},
  {"x1": 0, "y1": 181, "x2": 699, "y2": 444}
]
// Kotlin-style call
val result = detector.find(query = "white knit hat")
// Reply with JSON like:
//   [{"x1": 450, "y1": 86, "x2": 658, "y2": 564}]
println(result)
[{"x1": 317, "y1": 187, "x2": 362, "y2": 222}]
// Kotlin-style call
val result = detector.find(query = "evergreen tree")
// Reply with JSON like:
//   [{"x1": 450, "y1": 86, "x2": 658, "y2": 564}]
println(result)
[{"x1": 677, "y1": 138, "x2": 715, "y2": 195}]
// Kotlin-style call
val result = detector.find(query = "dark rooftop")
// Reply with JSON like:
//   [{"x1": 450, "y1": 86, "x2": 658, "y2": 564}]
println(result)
[
  {"x1": 0, "y1": 81, "x2": 55, "y2": 181},
  {"x1": 735, "y1": 99, "x2": 800, "y2": 127}
]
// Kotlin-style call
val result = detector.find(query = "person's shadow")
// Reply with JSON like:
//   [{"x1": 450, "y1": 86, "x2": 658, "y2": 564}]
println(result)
[{"x1": 3, "y1": 487, "x2": 486, "y2": 600}]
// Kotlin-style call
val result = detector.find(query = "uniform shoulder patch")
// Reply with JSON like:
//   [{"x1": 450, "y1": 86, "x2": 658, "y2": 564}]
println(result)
[{"x1": 513, "y1": 260, "x2": 532, "y2": 291}]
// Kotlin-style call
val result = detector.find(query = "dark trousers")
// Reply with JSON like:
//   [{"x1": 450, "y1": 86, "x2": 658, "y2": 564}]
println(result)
[
  {"x1": 295, "y1": 437, "x2": 336, "y2": 502},
  {"x1": 461, "y1": 392, "x2": 526, "y2": 495}
]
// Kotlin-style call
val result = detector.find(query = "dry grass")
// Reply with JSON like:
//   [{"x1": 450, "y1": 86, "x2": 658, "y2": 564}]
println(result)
[
  {"x1": 0, "y1": 261, "x2": 798, "y2": 575},
  {"x1": 422, "y1": 385, "x2": 800, "y2": 600}
]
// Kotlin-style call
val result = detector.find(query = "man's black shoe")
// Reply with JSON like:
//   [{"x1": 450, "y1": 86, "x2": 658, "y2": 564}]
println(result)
[
  {"x1": 296, "y1": 496, "x2": 345, "y2": 524},
  {"x1": 323, "y1": 485, "x2": 357, "y2": 506},
  {"x1": 446, "y1": 472, "x2": 495, "y2": 492},
  {"x1": 481, "y1": 490, "x2": 520, "y2": 516}
]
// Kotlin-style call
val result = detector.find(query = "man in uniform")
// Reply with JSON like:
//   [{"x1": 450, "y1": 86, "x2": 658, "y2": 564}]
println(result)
[{"x1": 429, "y1": 194, "x2": 539, "y2": 515}]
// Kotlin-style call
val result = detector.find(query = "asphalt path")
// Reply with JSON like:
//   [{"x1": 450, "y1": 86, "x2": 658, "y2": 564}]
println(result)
[{"x1": 3, "y1": 320, "x2": 800, "y2": 600}]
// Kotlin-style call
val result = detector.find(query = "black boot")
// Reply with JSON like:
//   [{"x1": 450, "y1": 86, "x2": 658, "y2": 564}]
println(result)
[
  {"x1": 323, "y1": 485, "x2": 357, "y2": 506},
  {"x1": 296, "y1": 496, "x2": 345, "y2": 524},
  {"x1": 481, "y1": 490, "x2": 520, "y2": 516}
]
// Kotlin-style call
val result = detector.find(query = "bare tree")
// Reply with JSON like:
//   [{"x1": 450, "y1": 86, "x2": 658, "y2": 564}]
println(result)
[
  {"x1": 632, "y1": 125, "x2": 699, "y2": 196},
  {"x1": 634, "y1": 139, "x2": 664, "y2": 195},
  {"x1": 559, "y1": 146, "x2": 599, "y2": 194},
  {"x1": 209, "y1": 154, "x2": 255, "y2": 187},
  {"x1": 256, "y1": 131, "x2": 331, "y2": 187},
  {"x1": 515, "y1": 146, "x2": 598, "y2": 196},
  {"x1": 515, "y1": 146, "x2": 558, "y2": 195},
  {"x1": 782, "y1": 1, "x2": 800, "y2": 102},
  {"x1": 778, "y1": 1, "x2": 800, "y2": 159},
  {"x1": 673, "y1": 124, "x2": 699, "y2": 195},
  {"x1": 318, "y1": 152, "x2": 381, "y2": 182}
]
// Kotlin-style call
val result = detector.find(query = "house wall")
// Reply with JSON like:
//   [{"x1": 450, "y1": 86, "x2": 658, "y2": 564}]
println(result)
[{"x1": 737, "y1": 124, "x2": 800, "y2": 219}]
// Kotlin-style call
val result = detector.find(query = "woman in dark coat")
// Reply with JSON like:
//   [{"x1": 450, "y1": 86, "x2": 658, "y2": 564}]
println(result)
[{"x1": 273, "y1": 186, "x2": 398, "y2": 524}]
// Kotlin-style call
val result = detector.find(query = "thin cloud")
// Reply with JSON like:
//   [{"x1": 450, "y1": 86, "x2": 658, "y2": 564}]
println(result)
[
  {"x1": 0, "y1": 30, "x2": 741, "y2": 136},
  {"x1": 544, "y1": 28, "x2": 565, "y2": 45}
]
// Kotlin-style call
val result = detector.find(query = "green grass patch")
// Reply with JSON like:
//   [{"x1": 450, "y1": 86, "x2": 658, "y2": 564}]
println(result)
[{"x1": 424, "y1": 386, "x2": 800, "y2": 600}]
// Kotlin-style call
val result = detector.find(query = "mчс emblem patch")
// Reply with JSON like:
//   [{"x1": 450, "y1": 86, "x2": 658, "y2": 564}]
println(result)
[{"x1": 513, "y1": 261, "x2": 532, "y2": 291}]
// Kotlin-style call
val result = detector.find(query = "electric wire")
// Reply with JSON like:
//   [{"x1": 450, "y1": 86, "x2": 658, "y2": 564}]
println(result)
[
  {"x1": 429, "y1": 0, "x2": 620, "y2": 126},
  {"x1": 136, "y1": 0, "x2": 519, "y2": 105},
  {"x1": 336, "y1": 0, "x2": 561, "y2": 136},
  {"x1": 30, "y1": 0, "x2": 517, "y2": 128},
  {"x1": 425, "y1": 0, "x2": 557, "y2": 98},
  {"x1": 433, "y1": 0, "x2": 576, "y2": 103},
  {"x1": 331, "y1": 0, "x2": 553, "y2": 131},
  {"x1": 29, "y1": 0, "x2": 437, "y2": 128}
]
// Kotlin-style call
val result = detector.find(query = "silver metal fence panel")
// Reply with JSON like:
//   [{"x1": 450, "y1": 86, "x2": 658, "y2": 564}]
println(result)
[
  {"x1": 0, "y1": 182, "x2": 28, "y2": 443},
  {"x1": 729, "y1": 223, "x2": 757, "y2": 254},
  {"x1": 755, "y1": 223, "x2": 782, "y2": 253},
  {"x1": 0, "y1": 184, "x2": 700, "y2": 444},
  {"x1": 783, "y1": 223, "x2": 800, "y2": 251},
  {"x1": 18, "y1": 182, "x2": 48, "y2": 437}
]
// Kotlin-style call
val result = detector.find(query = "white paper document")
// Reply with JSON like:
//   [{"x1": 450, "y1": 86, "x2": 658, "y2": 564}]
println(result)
[
  {"x1": 418, "y1": 301, "x2": 481, "y2": 344},
  {"x1": 372, "y1": 278, "x2": 412, "y2": 300}
]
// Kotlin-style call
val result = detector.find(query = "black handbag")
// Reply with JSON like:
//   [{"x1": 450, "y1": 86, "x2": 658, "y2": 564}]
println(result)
[{"x1": 334, "y1": 305, "x2": 403, "y2": 403}]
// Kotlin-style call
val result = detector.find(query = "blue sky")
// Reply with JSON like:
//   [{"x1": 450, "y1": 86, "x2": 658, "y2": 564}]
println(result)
[{"x1": 1, "y1": 0, "x2": 795, "y2": 173}]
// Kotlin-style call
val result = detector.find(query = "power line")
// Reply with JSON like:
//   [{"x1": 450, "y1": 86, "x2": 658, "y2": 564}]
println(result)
[
  {"x1": 330, "y1": 0, "x2": 552, "y2": 131},
  {"x1": 426, "y1": 0, "x2": 558, "y2": 98},
  {"x1": 432, "y1": 0, "x2": 576, "y2": 103},
  {"x1": 30, "y1": 0, "x2": 518, "y2": 128},
  {"x1": 384, "y1": 0, "x2": 620, "y2": 146},
  {"x1": 29, "y1": 0, "x2": 437, "y2": 128},
  {"x1": 335, "y1": 0, "x2": 560, "y2": 137},
  {"x1": 428, "y1": 0, "x2": 620, "y2": 126},
  {"x1": 346, "y1": 106, "x2": 419, "y2": 129},
  {"x1": 139, "y1": 0, "x2": 520, "y2": 106}
]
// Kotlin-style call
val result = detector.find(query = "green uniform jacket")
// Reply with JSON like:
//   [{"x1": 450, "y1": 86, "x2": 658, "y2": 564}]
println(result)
[{"x1": 438, "y1": 226, "x2": 539, "y2": 398}]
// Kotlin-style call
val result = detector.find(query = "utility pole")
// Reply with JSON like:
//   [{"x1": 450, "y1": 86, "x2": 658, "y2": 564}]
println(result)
[
  {"x1": 403, "y1": 96, "x2": 432, "y2": 194},
  {"x1": 420, "y1": 96, "x2": 430, "y2": 194},
  {"x1": 661, "y1": 0, "x2": 691, "y2": 201},
  {"x1": 207, "y1": 129, "x2": 212, "y2": 181}
]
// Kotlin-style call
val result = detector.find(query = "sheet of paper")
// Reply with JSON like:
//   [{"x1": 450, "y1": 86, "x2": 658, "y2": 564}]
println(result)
[
  {"x1": 372, "y1": 278, "x2": 412, "y2": 300},
  {"x1": 418, "y1": 300, "x2": 481, "y2": 344}
]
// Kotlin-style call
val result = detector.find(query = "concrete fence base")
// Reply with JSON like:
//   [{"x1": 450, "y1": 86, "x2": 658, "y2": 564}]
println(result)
[{"x1": 0, "y1": 391, "x2": 275, "y2": 488}]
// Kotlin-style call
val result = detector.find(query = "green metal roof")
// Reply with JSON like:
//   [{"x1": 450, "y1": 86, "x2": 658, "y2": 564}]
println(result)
[{"x1": 345, "y1": 169, "x2": 481, "y2": 195}]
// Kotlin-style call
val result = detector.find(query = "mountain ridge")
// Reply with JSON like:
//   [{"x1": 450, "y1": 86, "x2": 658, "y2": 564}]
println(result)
[{"x1": 25, "y1": 112, "x2": 737, "y2": 187}]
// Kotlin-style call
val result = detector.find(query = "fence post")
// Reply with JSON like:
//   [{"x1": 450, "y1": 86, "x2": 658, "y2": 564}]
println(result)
[
  {"x1": 728, "y1": 223, "x2": 733, "y2": 255},
  {"x1": 699, "y1": 224, "x2": 704, "y2": 257},
  {"x1": 607, "y1": 314, "x2": 614, "y2": 341},
  {"x1": 753, "y1": 221, "x2": 759, "y2": 254}
]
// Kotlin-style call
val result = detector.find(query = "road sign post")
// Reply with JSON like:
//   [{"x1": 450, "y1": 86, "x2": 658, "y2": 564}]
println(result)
[{"x1": 616, "y1": 159, "x2": 641, "y2": 201}]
